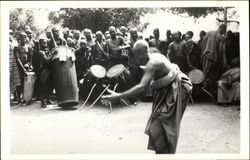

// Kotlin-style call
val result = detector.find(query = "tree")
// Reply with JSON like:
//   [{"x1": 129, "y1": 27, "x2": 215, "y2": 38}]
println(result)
[
  {"x1": 9, "y1": 8, "x2": 37, "y2": 37},
  {"x1": 49, "y1": 8, "x2": 155, "y2": 33},
  {"x1": 169, "y1": 7, "x2": 224, "y2": 19}
]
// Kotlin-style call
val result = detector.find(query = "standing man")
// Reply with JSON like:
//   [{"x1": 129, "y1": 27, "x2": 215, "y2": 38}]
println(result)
[
  {"x1": 120, "y1": 26, "x2": 128, "y2": 41},
  {"x1": 104, "y1": 31, "x2": 110, "y2": 40},
  {"x1": 14, "y1": 32, "x2": 33, "y2": 104},
  {"x1": 83, "y1": 28, "x2": 95, "y2": 48},
  {"x1": 197, "y1": 30, "x2": 206, "y2": 51},
  {"x1": 102, "y1": 40, "x2": 192, "y2": 154},
  {"x1": 149, "y1": 28, "x2": 163, "y2": 53},
  {"x1": 161, "y1": 29, "x2": 174, "y2": 56},
  {"x1": 25, "y1": 29, "x2": 40, "y2": 99},
  {"x1": 38, "y1": 38, "x2": 54, "y2": 108},
  {"x1": 105, "y1": 26, "x2": 130, "y2": 67},
  {"x1": 62, "y1": 27, "x2": 70, "y2": 40},
  {"x1": 201, "y1": 24, "x2": 227, "y2": 92},
  {"x1": 128, "y1": 28, "x2": 142, "y2": 85},
  {"x1": 73, "y1": 30, "x2": 81, "y2": 49},
  {"x1": 75, "y1": 40, "x2": 92, "y2": 81},
  {"x1": 91, "y1": 31, "x2": 109, "y2": 67},
  {"x1": 185, "y1": 31, "x2": 200, "y2": 69},
  {"x1": 167, "y1": 31, "x2": 189, "y2": 74},
  {"x1": 48, "y1": 26, "x2": 67, "y2": 51},
  {"x1": 128, "y1": 28, "x2": 139, "y2": 47}
]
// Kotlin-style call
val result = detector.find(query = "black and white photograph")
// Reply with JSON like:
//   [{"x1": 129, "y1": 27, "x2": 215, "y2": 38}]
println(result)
[{"x1": 1, "y1": 1, "x2": 249, "y2": 160}]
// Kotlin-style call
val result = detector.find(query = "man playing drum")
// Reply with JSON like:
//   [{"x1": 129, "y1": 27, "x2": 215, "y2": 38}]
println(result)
[
  {"x1": 102, "y1": 40, "x2": 192, "y2": 154},
  {"x1": 105, "y1": 26, "x2": 131, "y2": 67}
]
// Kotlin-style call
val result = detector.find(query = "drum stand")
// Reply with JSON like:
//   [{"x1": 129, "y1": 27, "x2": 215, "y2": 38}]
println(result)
[
  {"x1": 105, "y1": 83, "x2": 129, "y2": 111},
  {"x1": 88, "y1": 84, "x2": 110, "y2": 109},
  {"x1": 79, "y1": 83, "x2": 97, "y2": 110}
]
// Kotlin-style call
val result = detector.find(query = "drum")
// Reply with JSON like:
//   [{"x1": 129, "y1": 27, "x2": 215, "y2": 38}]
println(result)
[
  {"x1": 84, "y1": 65, "x2": 106, "y2": 83},
  {"x1": 51, "y1": 46, "x2": 79, "y2": 108},
  {"x1": 188, "y1": 69, "x2": 205, "y2": 85},
  {"x1": 106, "y1": 64, "x2": 130, "y2": 91},
  {"x1": 23, "y1": 72, "x2": 36, "y2": 103}
]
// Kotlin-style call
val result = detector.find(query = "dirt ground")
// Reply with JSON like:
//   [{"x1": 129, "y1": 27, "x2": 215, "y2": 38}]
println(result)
[{"x1": 10, "y1": 100, "x2": 240, "y2": 154}]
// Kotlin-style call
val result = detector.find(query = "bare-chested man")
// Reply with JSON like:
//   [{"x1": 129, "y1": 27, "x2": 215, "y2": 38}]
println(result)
[
  {"x1": 167, "y1": 31, "x2": 189, "y2": 73},
  {"x1": 102, "y1": 40, "x2": 192, "y2": 154},
  {"x1": 14, "y1": 32, "x2": 33, "y2": 103},
  {"x1": 105, "y1": 26, "x2": 130, "y2": 67}
]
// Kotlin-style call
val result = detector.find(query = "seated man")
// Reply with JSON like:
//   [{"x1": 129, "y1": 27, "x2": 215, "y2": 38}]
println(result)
[
  {"x1": 217, "y1": 67, "x2": 240, "y2": 105},
  {"x1": 102, "y1": 40, "x2": 192, "y2": 154}
]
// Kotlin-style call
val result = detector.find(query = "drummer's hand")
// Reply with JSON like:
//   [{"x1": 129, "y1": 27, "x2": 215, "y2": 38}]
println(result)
[{"x1": 101, "y1": 89, "x2": 121, "y2": 101}]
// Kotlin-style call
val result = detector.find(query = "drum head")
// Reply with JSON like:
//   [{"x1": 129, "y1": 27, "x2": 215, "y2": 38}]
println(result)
[
  {"x1": 188, "y1": 69, "x2": 204, "y2": 84},
  {"x1": 51, "y1": 46, "x2": 75, "y2": 61},
  {"x1": 106, "y1": 64, "x2": 125, "y2": 78},
  {"x1": 90, "y1": 65, "x2": 106, "y2": 78}
]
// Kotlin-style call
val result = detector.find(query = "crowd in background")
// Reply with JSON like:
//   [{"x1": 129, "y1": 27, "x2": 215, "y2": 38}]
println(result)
[{"x1": 9, "y1": 24, "x2": 240, "y2": 108}]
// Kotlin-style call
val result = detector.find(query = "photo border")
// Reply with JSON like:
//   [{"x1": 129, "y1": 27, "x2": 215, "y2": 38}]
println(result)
[{"x1": 1, "y1": 1, "x2": 249, "y2": 160}]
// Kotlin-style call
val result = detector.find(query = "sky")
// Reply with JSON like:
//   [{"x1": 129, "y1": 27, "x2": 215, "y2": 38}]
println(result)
[{"x1": 141, "y1": 8, "x2": 239, "y2": 41}]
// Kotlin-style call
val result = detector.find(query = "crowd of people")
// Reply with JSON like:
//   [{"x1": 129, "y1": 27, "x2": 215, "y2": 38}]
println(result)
[{"x1": 9, "y1": 24, "x2": 240, "y2": 108}]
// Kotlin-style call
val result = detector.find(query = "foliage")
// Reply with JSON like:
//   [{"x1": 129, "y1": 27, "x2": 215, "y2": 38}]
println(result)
[
  {"x1": 169, "y1": 7, "x2": 225, "y2": 19},
  {"x1": 9, "y1": 8, "x2": 37, "y2": 37},
  {"x1": 49, "y1": 8, "x2": 156, "y2": 33}
]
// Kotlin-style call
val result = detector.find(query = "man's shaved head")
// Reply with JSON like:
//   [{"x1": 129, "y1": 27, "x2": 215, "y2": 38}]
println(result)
[
  {"x1": 133, "y1": 40, "x2": 150, "y2": 65},
  {"x1": 133, "y1": 40, "x2": 149, "y2": 54}
]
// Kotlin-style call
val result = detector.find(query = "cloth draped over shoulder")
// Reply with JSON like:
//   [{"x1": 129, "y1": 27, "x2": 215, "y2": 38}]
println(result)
[
  {"x1": 145, "y1": 65, "x2": 192, "y2": 153},
  {"x1": 201, "y1": 30, "x2": 224, "y2": 63}
]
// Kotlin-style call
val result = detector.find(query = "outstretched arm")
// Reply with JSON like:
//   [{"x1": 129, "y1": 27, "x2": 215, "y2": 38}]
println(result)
[{"x1": 102, "y1": 62, "x2": 155, "y2": 100}]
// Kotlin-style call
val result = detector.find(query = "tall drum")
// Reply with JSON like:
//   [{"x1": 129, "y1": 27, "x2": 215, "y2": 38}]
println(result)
[
  {"x1": 51, "y1": 46, "x2": 78, "y2": 108},
  {"x1": 23, "y1": 72, "x2": 36, "y2": 104}
]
